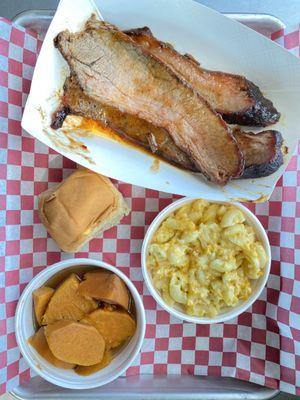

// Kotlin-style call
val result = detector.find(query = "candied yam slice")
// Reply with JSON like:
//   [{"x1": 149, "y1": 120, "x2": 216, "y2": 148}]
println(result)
[
  {"x1": 78, "y1": 271, "x2": 129, "y2": 310},
  {"x1": 45, "y1": 320, "x2": 105, "y2": 366},
  {"x1": 75, "y1": 350, "x2": 112, "y2": 375},
  {"x1": 42, "y1": 274, "x2": 97, "y2": 325},
  {"x1": 29, "y1": 327, "x2": 75, "y2": 369},
  {"x1": 33, "y1": 287, "x2": 55, "y2": 325},
  {"x1": 82, "y1": 309, "x2": 136, "y2": 349}
]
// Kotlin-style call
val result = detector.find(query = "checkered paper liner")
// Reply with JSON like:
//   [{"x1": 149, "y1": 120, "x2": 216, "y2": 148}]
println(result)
[{"x1": 0, "y1": 17, "x2": 300, "y2": 396}]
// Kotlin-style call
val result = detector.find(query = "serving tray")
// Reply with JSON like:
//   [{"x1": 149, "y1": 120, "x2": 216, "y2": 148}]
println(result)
[{"x1": 10, "y1": 9, "x2": 284, "y2": 400}]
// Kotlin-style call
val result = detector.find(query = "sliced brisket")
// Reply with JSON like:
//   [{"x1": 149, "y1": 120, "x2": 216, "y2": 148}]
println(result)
[
  {"x1": 52, "y1": 76, "x2": 284, "y2": 180},
  {"x1": 234, "y1": 128, "x2": 284, "y2": 179},
  {"x1": 57, "y1": 76, "x2": 196, "y2": 171},
  {"x1": 54, "y1": 16, "x2": 243, "y2": 184},
  {"x1": 126, "y1": 27, "x2": 280, "y2": 126}
]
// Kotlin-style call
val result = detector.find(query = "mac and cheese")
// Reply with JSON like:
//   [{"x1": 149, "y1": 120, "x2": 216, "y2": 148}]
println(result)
[{"x1": 147, "y1": 200, "x2": 267, "y2": 317}]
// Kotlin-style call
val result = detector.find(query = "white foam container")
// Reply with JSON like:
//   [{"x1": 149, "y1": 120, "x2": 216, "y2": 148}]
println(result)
[
  {"x1": 15, "y1": 258, "x2": 146, "y2": 390},
  {"x1": 141, "y1": 198, "x2": 271, "y2": 324}
]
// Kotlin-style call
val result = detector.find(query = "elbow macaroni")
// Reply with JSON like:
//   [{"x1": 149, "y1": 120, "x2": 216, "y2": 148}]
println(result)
[{"x1": 147, "y1": 200, "x2": 267, "y2": 318}]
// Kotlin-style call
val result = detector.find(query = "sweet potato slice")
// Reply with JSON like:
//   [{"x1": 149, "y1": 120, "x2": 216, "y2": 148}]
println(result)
[
  {"x1": 82, "y1": 309, "x2": 136, "y2": 349},
  {"x1": 45, "y1": 320, "x2": 105, "y2": 366},
  {"x1": 78, "y1": 271, "x2": 129, "y2": 310},
  {"x1": 42, "y1": 274, "x2": 97, "y2": 325},
  {"x1": 75, "y1": 350, "x2": 112, "y2": 375},
  {"x1": 33, "y1": 287, "x2": 55, "y2": 326},
  {"x1": 29, "y1": 327, "x2": 75, "y2": 369}
]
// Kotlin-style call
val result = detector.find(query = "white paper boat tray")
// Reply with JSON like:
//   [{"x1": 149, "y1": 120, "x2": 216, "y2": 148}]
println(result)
[{"x1": 20, "y1": 0, "x2": 300, "y2": 202}]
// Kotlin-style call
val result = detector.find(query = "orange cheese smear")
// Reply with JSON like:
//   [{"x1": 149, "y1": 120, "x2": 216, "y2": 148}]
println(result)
[
  {"x1": 45, "y1": 320, "x2": 105, "y2": 366},
  {"x1": 38, "y1": 169, "x2": 119, "y2": 252},
  {"x1": 42, "y1": 274, "x2": 97, "y2": 325},
  {"x1": 33, "y1": 287, "x2": 54, "y2": 326},
  {"x1": 29, "y1": 327, "x2": 75, "y2": 369},
  {"x1": 75, "y1": 350, "x2": 112, "y2": 376},
  {"x1": 78, "y1": 271, "x2": 130, "y2": 310},
  {"x1": 82, "y1": 309, "x2": 136, "y2": 349}
]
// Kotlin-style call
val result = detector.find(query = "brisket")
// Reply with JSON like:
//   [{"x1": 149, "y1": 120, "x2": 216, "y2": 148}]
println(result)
[
  {"x1": 52, "y1": 76, "x2": 284, "y2": 179},
  {"x1": 126, "y1": 27, "x2": 280, "y2": 126},
  {"x1": 54, "y1": 16, "x2": 243, "y2": 184}
]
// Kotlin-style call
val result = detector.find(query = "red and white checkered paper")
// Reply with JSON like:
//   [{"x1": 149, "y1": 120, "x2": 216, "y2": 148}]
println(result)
[{"x1": 0, "y1": 17, "x2": 300, "y2": 395}]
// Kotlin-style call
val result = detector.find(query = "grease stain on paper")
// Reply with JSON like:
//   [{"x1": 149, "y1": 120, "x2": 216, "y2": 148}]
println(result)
[
  {"x1": 43, "y1": 126, "x2": 94, "y2": 165},
  {"x1": 221, "y1": 184, "x2": 269, "y2": 204},
  {"x1": 150, "y1": 159, "x2": 160, "y2": 173},
  {"x1": 36, "y1": 106, "x2": 47, "y2": 121}
]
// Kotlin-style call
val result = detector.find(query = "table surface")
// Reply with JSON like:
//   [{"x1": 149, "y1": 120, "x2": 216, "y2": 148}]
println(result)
[
  {"x1": 0, "y1": 0, "x2": 299, "y2": 399},
  {"x1": 1, "y1": 0, "x2": 300, "y2": 25}
]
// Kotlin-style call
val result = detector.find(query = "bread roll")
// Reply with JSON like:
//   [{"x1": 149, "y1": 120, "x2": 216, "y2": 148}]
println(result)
[{"x1": 38, "y1": 168, "x2": 129, "y2": 252}]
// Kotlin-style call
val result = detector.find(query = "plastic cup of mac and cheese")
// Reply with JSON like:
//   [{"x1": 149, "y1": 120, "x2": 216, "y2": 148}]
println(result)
[{"x1": 141, "y1": 197, "x2": 271, "y2": 324}]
